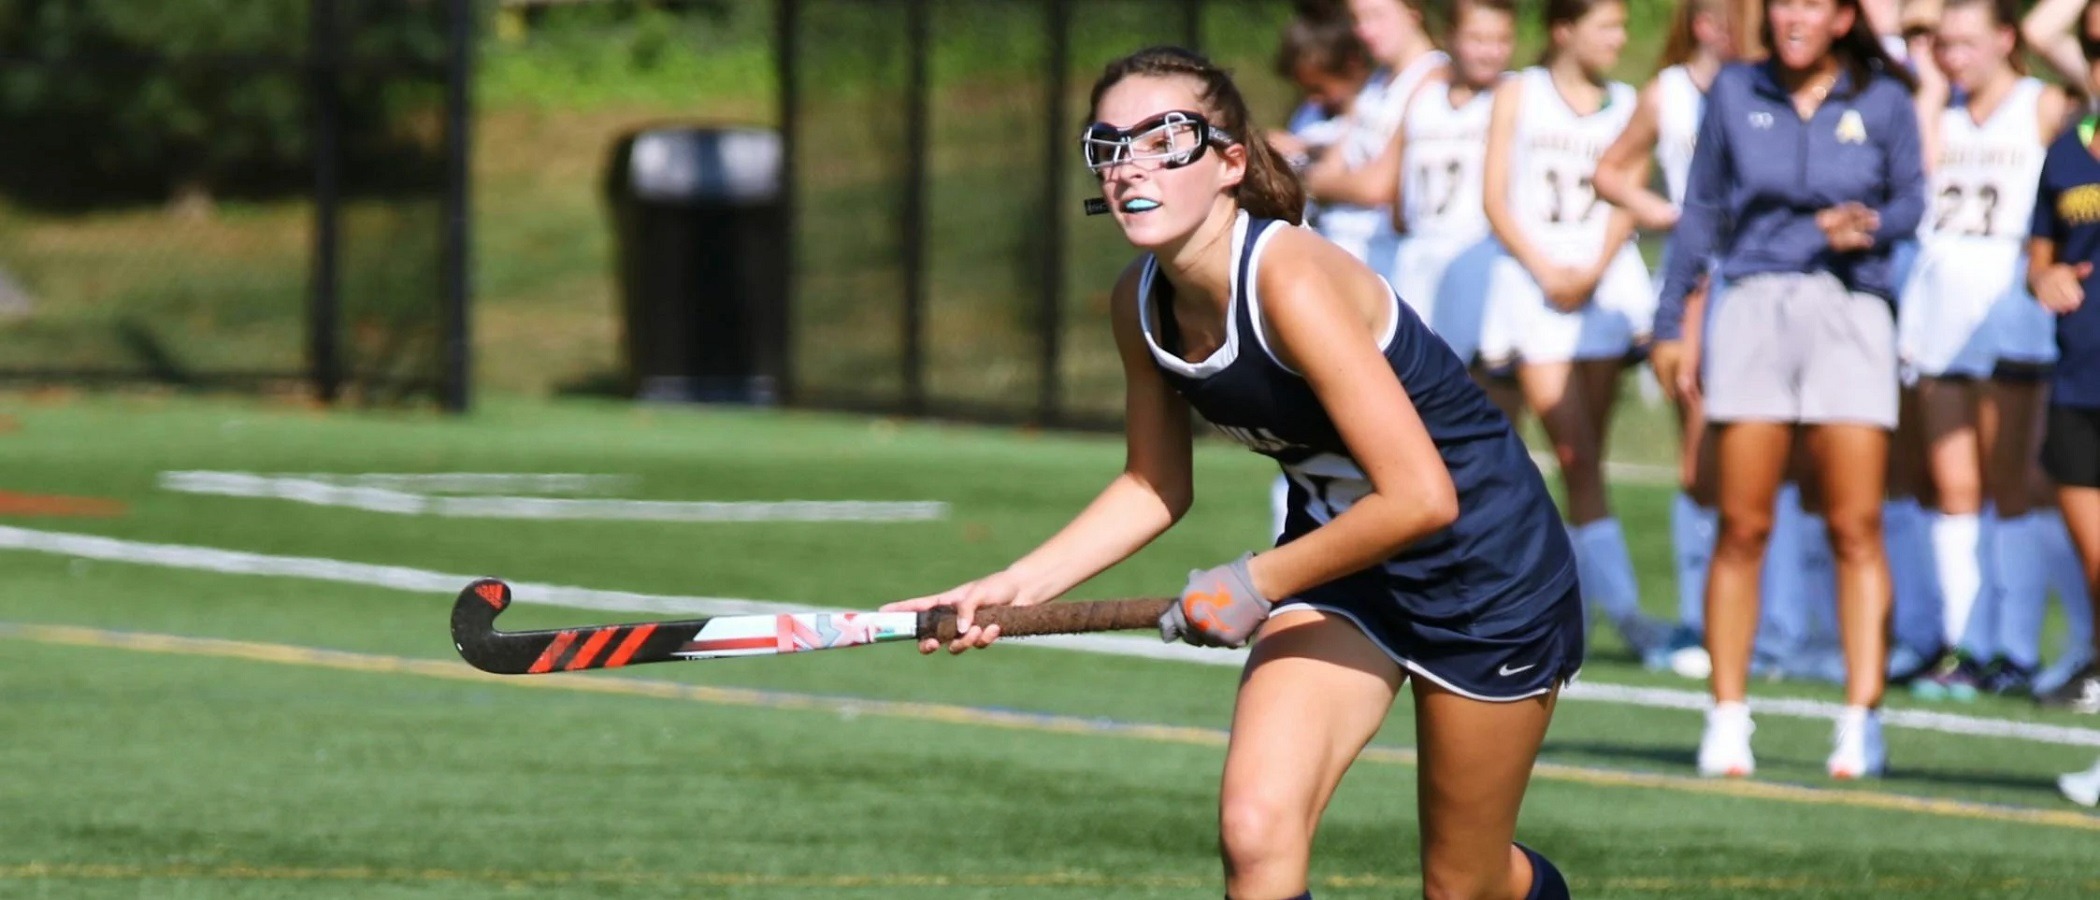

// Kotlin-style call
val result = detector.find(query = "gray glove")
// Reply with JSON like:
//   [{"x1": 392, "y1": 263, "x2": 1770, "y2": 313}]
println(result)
[{"x1": 1159, "y1": 553, "x2": 1272, "y2": 648}]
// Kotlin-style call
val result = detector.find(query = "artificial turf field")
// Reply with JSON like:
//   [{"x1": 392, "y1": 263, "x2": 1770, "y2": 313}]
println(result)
[{"x1": 5, "y1": 392, "x2": 2100, "y2": 899}]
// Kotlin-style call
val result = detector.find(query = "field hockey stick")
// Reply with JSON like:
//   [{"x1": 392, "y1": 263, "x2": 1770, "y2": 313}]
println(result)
[{"x1": 451, "y1": 578, "x2": 1175, "y2": 675}]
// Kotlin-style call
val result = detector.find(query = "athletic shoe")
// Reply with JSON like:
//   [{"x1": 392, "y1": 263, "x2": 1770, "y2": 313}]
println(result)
[
  {"x1": 2035, "y1": 662, "x2": 2100, "y2": 714},
  {"x1": 2059, "y1": 758, "x2": 2100, "y2": 807},
  {"x1": 1698, "y1": 703, "x2": 1756, "y2": 778},
  {"x1": 1650, "y1": 624, "x2": 1711, "y2": 679},
  {"x1": 1826, "y1": 707, "x2": 1886, "y2": 780},
  {"x1": 1910, "y1": 650, "x2": 1984, "y2": 702},
  {"x1": 1979, "y1": 658, "x2": 2035, "y2": 697},
  {"x1": 2034, "y1": 646, "x2": 2097, "y2": 698},
  {"x1": 1885, "y1": 643, "x2": 1941, "y2": 686},
  {"x1": 1618, "y1": 612, "x2": 1675, "y2": 667}
]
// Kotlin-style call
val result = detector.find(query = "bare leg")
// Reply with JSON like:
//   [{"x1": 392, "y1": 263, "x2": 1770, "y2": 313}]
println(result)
[
  {"x1": 1218, "y1": 611, "x2": 1402, "y2": 900},
  {"x1": 1518, "y1": 361, "x2": 1610, "y2": 525},
  {"x1": 1806, "y1": 423, "x2": 1894, "y2": 709},
  {"x1": 2061, "y1": 486, "x2": 2100, "y2": 657},
  {"x1": 1415, "y1": 680, "x2": 1558, "y2": 900},
  {"x1": 1708, "y1": 421, "x2": 1795, "y2": 703}
]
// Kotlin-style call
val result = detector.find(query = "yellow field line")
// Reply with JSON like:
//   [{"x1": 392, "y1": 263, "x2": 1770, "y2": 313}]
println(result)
[{"x1": 8, "y1": 622, "x2": 2100, "y2": 837}]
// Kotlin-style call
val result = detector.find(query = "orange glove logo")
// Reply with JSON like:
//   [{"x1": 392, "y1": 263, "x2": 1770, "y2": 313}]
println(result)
[{"x1": 1182, "y1": 580, "x2": 1235, "y2": 635}]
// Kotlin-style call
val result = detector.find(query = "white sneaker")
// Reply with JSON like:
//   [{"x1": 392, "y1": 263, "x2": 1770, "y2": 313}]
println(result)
[
  {"x1": 1698, "y1": 702, "x2": 1755, "y2": 777},
  {"x1": 2058, "y1": 758, "x2": 2100, "y2": 807},
  {"x1": 1827, "y1": 707, "x2": 1886, "y2": 779}
]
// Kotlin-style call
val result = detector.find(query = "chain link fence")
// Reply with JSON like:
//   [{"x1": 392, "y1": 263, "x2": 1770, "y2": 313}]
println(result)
[
  {"x1": 782, "y1": 0, "x2": 1294, "y2": 426},
  {"x1": 0, "y1": 0, "x2": 471, "y2": 408}
]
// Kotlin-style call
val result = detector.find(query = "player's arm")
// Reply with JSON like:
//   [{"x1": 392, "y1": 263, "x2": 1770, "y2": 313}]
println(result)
[
  {"x1": 1303, "y1": 122, "x2": 1403, "y2": 208},
  {"x1": 2040, "y1": 84, "x2": 2077, "y2": 145},
  {"x1": 1386, "y1": 126, "x2": 1415, "y2": 233},
  {"x1": 1304, "y1": 68, "x2": 1445, "y2": 211},
  {"x1": 2023, "y1": 0, "x2": 2092, "y2": 86},
  {"x1": 2029, "y1": 171, "x2": 2091, "y2": 313},
  {"x1": 1482, "y1": 77, "x2": 1555, "y2": 280},
  {"x1": 1594, "y1": 81, "x2": 1674, "y2": 231},
  {"x1": 1586, "y1": 198, "x2": 1641, "y2": 291},
  {"x1": 1240, "y1": 234, "x2": 1459, "y2": 601},
  {"x1": 1865, "y1": 91, "x2": 1927, "y2": 248},
  {"x1": 1652, "y1": 72, "x2": 1734, "y2": 397},
  {"x1": 884, "y1": 261, "x2": 1194, "y2": 651}
]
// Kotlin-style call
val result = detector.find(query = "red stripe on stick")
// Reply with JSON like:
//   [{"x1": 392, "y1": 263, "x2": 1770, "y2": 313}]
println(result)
[
  {"x1": 528, "y1": 630, "x2": 579, "y2": 674},
  {"x1": 603, "y1": 624, "x2": 657, "y2": 668},
  {"x1": 565, "y1": 628, "x2": 619, "y2": 671}
]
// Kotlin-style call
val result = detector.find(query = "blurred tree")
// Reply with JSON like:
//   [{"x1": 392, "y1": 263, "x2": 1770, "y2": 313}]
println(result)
[{"x1": 0, "y1": 0, "x2": 448, "y2": 212}]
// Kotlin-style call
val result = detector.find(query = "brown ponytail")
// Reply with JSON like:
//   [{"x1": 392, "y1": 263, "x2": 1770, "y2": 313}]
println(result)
[{"x1": 1088, "y1": 46, "x2": 1308, "y2": 224}]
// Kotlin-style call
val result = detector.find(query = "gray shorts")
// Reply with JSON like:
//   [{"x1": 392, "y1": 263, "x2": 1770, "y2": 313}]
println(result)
[{"x1": 1704, "y1": 272, "x2": 1898, "y2": 429}]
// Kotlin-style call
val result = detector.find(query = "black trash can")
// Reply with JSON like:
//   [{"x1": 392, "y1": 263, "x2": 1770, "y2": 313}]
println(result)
[{"x1": 605, "y1": 124, "x2": 787, "y2": 405}]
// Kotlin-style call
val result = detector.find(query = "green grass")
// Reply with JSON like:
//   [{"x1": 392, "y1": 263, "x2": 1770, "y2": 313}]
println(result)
[{"x1": 1, "y1": 393, "x2": 2097, "y2": 898}]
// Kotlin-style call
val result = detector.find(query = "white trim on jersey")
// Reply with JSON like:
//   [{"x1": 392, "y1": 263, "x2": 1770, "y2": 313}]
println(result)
[
  {"x1": 1246, "y1": 229, "x2": 1403, "y2": 376},
  {"x1": 1268, "y1": 600, "x2": 1569, "y2": 701},
  {"x1": 1137, "y1": 211, "x2": 1250, "y2": 378}
]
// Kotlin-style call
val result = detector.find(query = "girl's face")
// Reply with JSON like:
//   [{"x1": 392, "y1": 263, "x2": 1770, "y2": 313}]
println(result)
[
  {"x1": 1932, "y1": 4, "x2": 2014, "y2": 93},
  {"x1": 1088, "y1": 75, "x2": 1243, "y2": 250},
  {"x1": 1768, "y1": 0, "x2": 1855, "y2": 72},
  {"x1": 1556, "y1": 0, "x2": 1629, "y2": 76},
  {"x1": 1349, "y1": 0, "x2": 1420, "y2": 66},
  {"x1": 1694, "y1": 8, "x2": 1741, "y2": 60},
  {"x1": 1450, "y1": 6, "x2": 1516, "y2": 87},
  {"x1": 1290, "y1": 58, "x2": 1368, "y2": 116}
]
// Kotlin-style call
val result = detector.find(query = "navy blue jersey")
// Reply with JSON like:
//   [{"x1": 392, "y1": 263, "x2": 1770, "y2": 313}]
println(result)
[
  {"x1": 2029, "y1": 126, "x2": 2100, "y2": 409},
  {"x1": 1139, "y1": 212, "x2": 1579, "y2": 638}
]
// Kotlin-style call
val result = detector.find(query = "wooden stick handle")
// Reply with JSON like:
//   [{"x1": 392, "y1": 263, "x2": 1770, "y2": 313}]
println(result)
[{"x1": 917, "y1": 598, "x2": 1174, "y2": 643}]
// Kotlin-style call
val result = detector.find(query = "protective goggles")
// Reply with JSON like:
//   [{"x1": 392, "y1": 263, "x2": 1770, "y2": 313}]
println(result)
[{"x1": 1079, "y1": 110, "x2": 1234, "y2": 174}]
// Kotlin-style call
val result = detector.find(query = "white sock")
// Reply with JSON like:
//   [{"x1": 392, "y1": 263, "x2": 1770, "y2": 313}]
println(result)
[
  {"x1": 1572, "y1": 518, "x2": 1645, "y2": 627},
  {"x1": 1993, "y1": 512, "x2": 2048, "y2": 670},
  {"x1": 1931, "y1": 511, "x2": 1984, "y2": 651},
  {"x1": 1798, "y1": 514, "x2": 1842, "y2": 660},
  {"x1": 1961, "y1": 510, "x2": 2002, "y2": 661},
  {"x1": 1269, "y1": 474, "x2": 1291, "y2": 542},
  {"x1": 1673, "y1": 492, "x2": 1717, "y2": 633},
  {"x1": 2042, "y1": 509, "x2": 2095, "y2": 660},
  {"x1": 1757, "y1": 484, "x2": 1811, "y2": 663},
  {"x1": 1886, "y1": 498, "x2": 1945, "y2": 656}
]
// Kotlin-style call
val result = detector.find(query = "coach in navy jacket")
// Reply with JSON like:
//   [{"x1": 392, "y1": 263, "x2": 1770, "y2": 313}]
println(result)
[
  {"x1": 1647, "y1": 0, "x2": 1924, "y2": 785},
  {"x1": 1655, "y1": 63, "x2": 1924, "y2": 342}
]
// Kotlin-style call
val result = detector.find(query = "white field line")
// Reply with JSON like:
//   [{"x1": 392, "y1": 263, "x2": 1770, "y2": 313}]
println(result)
[
  {"x1": 6, "y1": 524, "x2": 2099, "y2": 748},
  {"x1": 259, "y1": 473, "x2": 638, "y2": 495},
  {"x1": 156, "y1": 471, "x2": 947, "y2": 523}
]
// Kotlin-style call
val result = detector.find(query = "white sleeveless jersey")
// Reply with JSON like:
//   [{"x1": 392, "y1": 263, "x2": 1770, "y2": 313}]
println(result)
[
  {"x1": 1654, "y1": 65, "x2": 1704, "y2": 208},
  {"x1": 1400, "y1": 78, "x2": 1496, "y2": 242},
  {"x1": 1325, "y1": 50, "x2": 1447, "y2": 271},
  {"x1": 1925, "y1": 77, "x2": 2047, "y2": 243},
  {"x1": 1503, "y1": 67, "x2": 1637, "y2": 260},
  {"x1": 1343, "y1": 51, "x2": 1451, "y2": 168}
]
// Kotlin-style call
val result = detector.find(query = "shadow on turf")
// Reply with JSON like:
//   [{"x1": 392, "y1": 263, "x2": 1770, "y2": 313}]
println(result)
[
  {"x1": 1547, "y1": 740, "x2": 2069, "y2": 799},
  {"x1": 1542, "y1": 740, "x2": 1696, "y2": 769}
]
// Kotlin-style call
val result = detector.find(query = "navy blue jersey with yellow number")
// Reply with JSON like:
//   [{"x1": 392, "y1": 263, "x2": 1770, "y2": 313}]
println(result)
[{"x1": 1139, "y1": 212, "x2": 1582, "y2": 699}]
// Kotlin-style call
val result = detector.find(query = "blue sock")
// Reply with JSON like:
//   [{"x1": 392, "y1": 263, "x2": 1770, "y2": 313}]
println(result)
[
  {"x1": 1518, "y1": 843, "x2": 1571, "y2": 899},
  {"x1": 1225, "y1": 894, "x2": 1308, "y2": 900}
]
